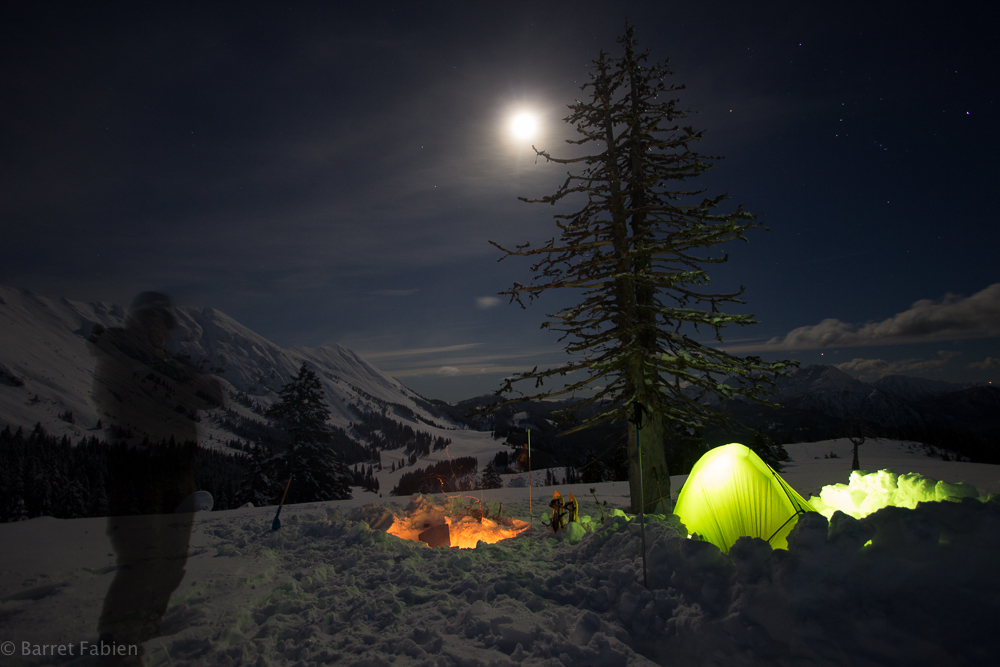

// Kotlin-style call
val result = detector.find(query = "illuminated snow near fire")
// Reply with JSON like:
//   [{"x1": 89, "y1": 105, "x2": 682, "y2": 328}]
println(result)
[{"x1": 385, "y1": 495, "x2": 531, "y2": 549}]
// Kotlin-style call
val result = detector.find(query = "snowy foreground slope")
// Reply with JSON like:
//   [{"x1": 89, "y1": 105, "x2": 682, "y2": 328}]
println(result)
[{"x1": 2, "y1": 440, "x2": 999, "y2": 667}]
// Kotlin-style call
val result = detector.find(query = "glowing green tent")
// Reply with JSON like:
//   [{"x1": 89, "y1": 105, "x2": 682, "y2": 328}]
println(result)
[{"x1": 673, "y1": 443, "x2": 814, "y2": 552}]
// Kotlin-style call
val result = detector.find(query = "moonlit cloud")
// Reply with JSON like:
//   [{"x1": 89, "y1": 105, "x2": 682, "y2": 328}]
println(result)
[
  {"x1": 969, "y1": 356, "x2": 1000, "y2": 370},
  {"x1": 475, "y1": 296, "x2": 502, "y2": 310},
  {"x1": 835, "y1": 351, "x2": 962, "y2": 380},
  {"x1": 393, "y1": 363, "x2": 537, "y2": 379},
  {"x1": 724, "y1": 284, "x2": 1000, "y2": 352},
  {"x1": 361, "y1": 343, "x2": 482, "y2": 360},
  {"x1": 374, "y1": 343, "x2": 566, "y2": 379}
]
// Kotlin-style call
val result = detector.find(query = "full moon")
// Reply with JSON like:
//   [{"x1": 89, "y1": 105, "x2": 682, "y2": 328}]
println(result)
[{"x1": 510, "y1": 112, "x2": 537, "y2": 140}]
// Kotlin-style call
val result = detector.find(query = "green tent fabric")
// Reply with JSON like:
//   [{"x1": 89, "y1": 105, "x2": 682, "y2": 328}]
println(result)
[{"x1": 673, "y1": 443, "x2": 814, "y2": 552}]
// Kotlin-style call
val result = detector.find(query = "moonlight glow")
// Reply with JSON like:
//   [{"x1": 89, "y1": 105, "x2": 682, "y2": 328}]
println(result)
[{"x1": 510, "y1": 112, "x2": 537, "y2": 139}]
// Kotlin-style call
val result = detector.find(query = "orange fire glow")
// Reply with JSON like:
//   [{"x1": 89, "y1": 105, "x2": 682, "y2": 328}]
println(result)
[{"x1": 387, "y1": 514, "x2": 530, "y2": 549}]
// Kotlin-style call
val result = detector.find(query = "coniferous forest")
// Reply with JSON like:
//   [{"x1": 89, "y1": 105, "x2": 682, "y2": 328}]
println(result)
[
  {"x1": 349, "y1": 406, "x2": 452, "y2": 455},
  {"x1": 390, "y1": 456, "x2": 478, "y2": 496},
  {"x1": 0, "y1": 423, "x2": 250, "y2": 522}
]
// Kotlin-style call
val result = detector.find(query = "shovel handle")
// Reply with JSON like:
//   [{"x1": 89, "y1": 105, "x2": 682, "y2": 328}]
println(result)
[
  {"x1": 271, "y1": 475, "x2": 293, "y2": 531},
  {"x1": 279, "y1": 475, "x2": 293, "y2": 507}
]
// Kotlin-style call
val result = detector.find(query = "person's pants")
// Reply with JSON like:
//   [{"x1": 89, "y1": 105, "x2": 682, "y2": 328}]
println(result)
[
  {"x1": 98, "y1": 512, "x2": 193, "y2": 646},
  {"x1": 99, "y1": 448, "x2": 196, "y2": 651}
]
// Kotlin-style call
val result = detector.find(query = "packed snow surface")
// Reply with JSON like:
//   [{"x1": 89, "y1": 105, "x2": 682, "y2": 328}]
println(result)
[{"x1": 2, "y1": 439, "x2": 1000, "y2": 666}]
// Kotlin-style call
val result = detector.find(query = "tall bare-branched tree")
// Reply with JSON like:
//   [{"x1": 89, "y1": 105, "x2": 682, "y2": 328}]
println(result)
[{"x1": 490, "y1": 24, "x2": 796, "y2": 514}]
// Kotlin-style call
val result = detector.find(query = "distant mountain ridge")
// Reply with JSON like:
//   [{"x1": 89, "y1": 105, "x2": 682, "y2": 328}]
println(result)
[
  {"x1": 870, "y1": 374, "x2": 972, "y2": 402},
  {"x1": 2, "y1": 285, "x2": 996, "y2": 464},
  {"x1": 0, "y1": 286, "x2": 456, "y2": 451},
  {"x1": 717, "y1": 364, "x2": 999, "y2": 450},
  {"x1": 446, "y1": 364, "x2": 998, "y2": 458}
]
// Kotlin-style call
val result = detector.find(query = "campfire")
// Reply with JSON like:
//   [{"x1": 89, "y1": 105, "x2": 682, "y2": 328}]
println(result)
[{"x1": 384, "y1": 496, "x2": 531, "y2": 549}]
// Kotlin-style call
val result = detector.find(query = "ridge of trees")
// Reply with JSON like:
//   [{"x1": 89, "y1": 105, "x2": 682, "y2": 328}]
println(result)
[
  {"x1": 390, "y1": 456, "x2": 478, "y2": 496},
  {"x1": 349, "y1": 406, "x2": 451, "y2": 455}
]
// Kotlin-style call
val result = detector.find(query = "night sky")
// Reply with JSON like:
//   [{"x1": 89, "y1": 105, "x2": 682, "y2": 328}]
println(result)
[{"x1": 3, "y1": 1, "x2": 998, "y2": 402}]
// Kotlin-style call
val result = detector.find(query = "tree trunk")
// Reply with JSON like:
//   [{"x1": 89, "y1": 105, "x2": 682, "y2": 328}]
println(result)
[{"x1": 628, "y1": 397, "x2": 671, "y2": 515}]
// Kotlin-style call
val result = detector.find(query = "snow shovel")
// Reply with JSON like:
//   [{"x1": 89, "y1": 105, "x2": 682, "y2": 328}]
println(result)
[{"x1": 271, "y1": 475, "x2": 293, "y2": 531}]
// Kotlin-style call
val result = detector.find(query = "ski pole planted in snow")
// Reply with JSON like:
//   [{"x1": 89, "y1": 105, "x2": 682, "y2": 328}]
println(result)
[
  {"x1": 271, "y1": 475, "x2": 293, "y2": 531},
  {"x1": 528, "y1": 429, "x2": 533, "y2": 523},
  {"x1": 635, "y1": 402, "x2": 649, "y2": 589}
]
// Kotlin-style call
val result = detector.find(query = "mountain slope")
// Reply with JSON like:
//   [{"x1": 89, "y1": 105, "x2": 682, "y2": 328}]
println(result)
[
  {"x1": 0, "y1": 286, "x2": 455, "y2": 449},
  {"x1": 871, "y1": 374, "x2": 968, "y2": 402}
]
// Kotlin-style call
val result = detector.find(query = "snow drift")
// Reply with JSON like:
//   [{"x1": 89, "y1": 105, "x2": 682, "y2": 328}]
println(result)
[{"x1": 146, "y1": 497, "x2": 1000, "y2": 666}]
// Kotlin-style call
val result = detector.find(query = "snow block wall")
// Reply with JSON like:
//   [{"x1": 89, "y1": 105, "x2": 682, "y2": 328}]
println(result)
[{"x1": 808, "y1": 468, "x2": 985, "y2": 519}]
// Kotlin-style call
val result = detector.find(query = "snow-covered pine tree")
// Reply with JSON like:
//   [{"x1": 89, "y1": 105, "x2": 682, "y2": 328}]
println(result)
[
  {"x1": 481, "y1": 462, "x2": 504, "y2": 490},
  {"x1": 748, "y1": 430, "x2": 789, "y2": 472},
  {"x1": 240, "y1": 444, "x2": 279, "y2": 507},
  {"x1": 261, "y1": 363, "x2": 352, "y2": 503},
  {"x1": 489, "y1": 24, "x2": 795, "y2": 514},
  {"x1": 55, "y1": 477, "x2": 87, "y2": 519},
  {"x1": 268, "y1": 363, "x2": 336, "y2": 446},
  {"x1": 6, "y1": 497, "x2": 28, "y2": 522}
]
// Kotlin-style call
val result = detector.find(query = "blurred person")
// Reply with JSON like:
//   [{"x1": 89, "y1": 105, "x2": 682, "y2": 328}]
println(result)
[{"x1": 89, "y1": 292, "x2": 222, "y2": 664}]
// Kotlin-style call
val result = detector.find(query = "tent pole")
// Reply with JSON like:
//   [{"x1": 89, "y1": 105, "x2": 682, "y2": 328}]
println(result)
[
  {"x1": 528, "y1": 429, "x2": 532, "y2": 523},
  {"x1": 635, "y1": 403, "x2": 649, "y2": 589}
]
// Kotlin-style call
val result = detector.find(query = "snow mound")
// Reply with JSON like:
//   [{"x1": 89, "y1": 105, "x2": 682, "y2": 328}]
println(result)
[
  {"x1": 118, "y1": 497, "x2": 1000, "y2": 666},
  {"x1": 808, "y1": 469, "x2": 985, "y2": 519}
]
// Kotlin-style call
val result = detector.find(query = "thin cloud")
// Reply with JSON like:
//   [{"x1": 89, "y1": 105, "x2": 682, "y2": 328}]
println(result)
[
  {"x1": 385, "y1": 355, "x2": 557, "y2": 378},
  {"x1": 360, "y1": 343, "x2": 483, "y2": 360},
  {"x1": 475, "y1": 296, "x2": 502, "y2": 310},
  {"x1": 372, "y1": 289, "x2": 418, "y2": 297},
  {"x1": 697, "y1": 336, "x2": 767, "y2": 345},
  {"x1": 725, "y1": 284, "x2": 1000, "y2": 352},
  {"x1": 835, "y1": 351, "x2": 962, "y2": 380},
  {"x1": 392, "y1": 363, "x2": 537, "y2": 379},
  {"x1": 380, "y1": 344, "x2": 567, "y2": 379}
]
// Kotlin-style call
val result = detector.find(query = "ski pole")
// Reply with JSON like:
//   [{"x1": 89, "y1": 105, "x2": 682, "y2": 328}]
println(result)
[
  {"x1": 271, "y1": 474, "x2": 293, "y2": 531},
  {"x1": 635, "y1": 403, "x2": 648, "y2": 589},
  {"x1": 528, "y1": 431, "x2": 533, "y2": 521}
]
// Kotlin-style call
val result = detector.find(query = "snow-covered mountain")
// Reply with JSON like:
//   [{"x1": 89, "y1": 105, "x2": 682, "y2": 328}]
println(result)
[
  {"x1": 0, "y1": 285, "x2": 455, "y2": 448},
  {"x1": 719, "y1": 364, "x2": 998, "y2": 444},
  {"x1": 3, "y1": 284, "x2": 995, "y2": 461},
  {"x1": 871, "y1": 373, "x2": 969, "y2": 402},
  {"x1": 765, "y1": 365, "x2": 924, "y2": 430}
]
